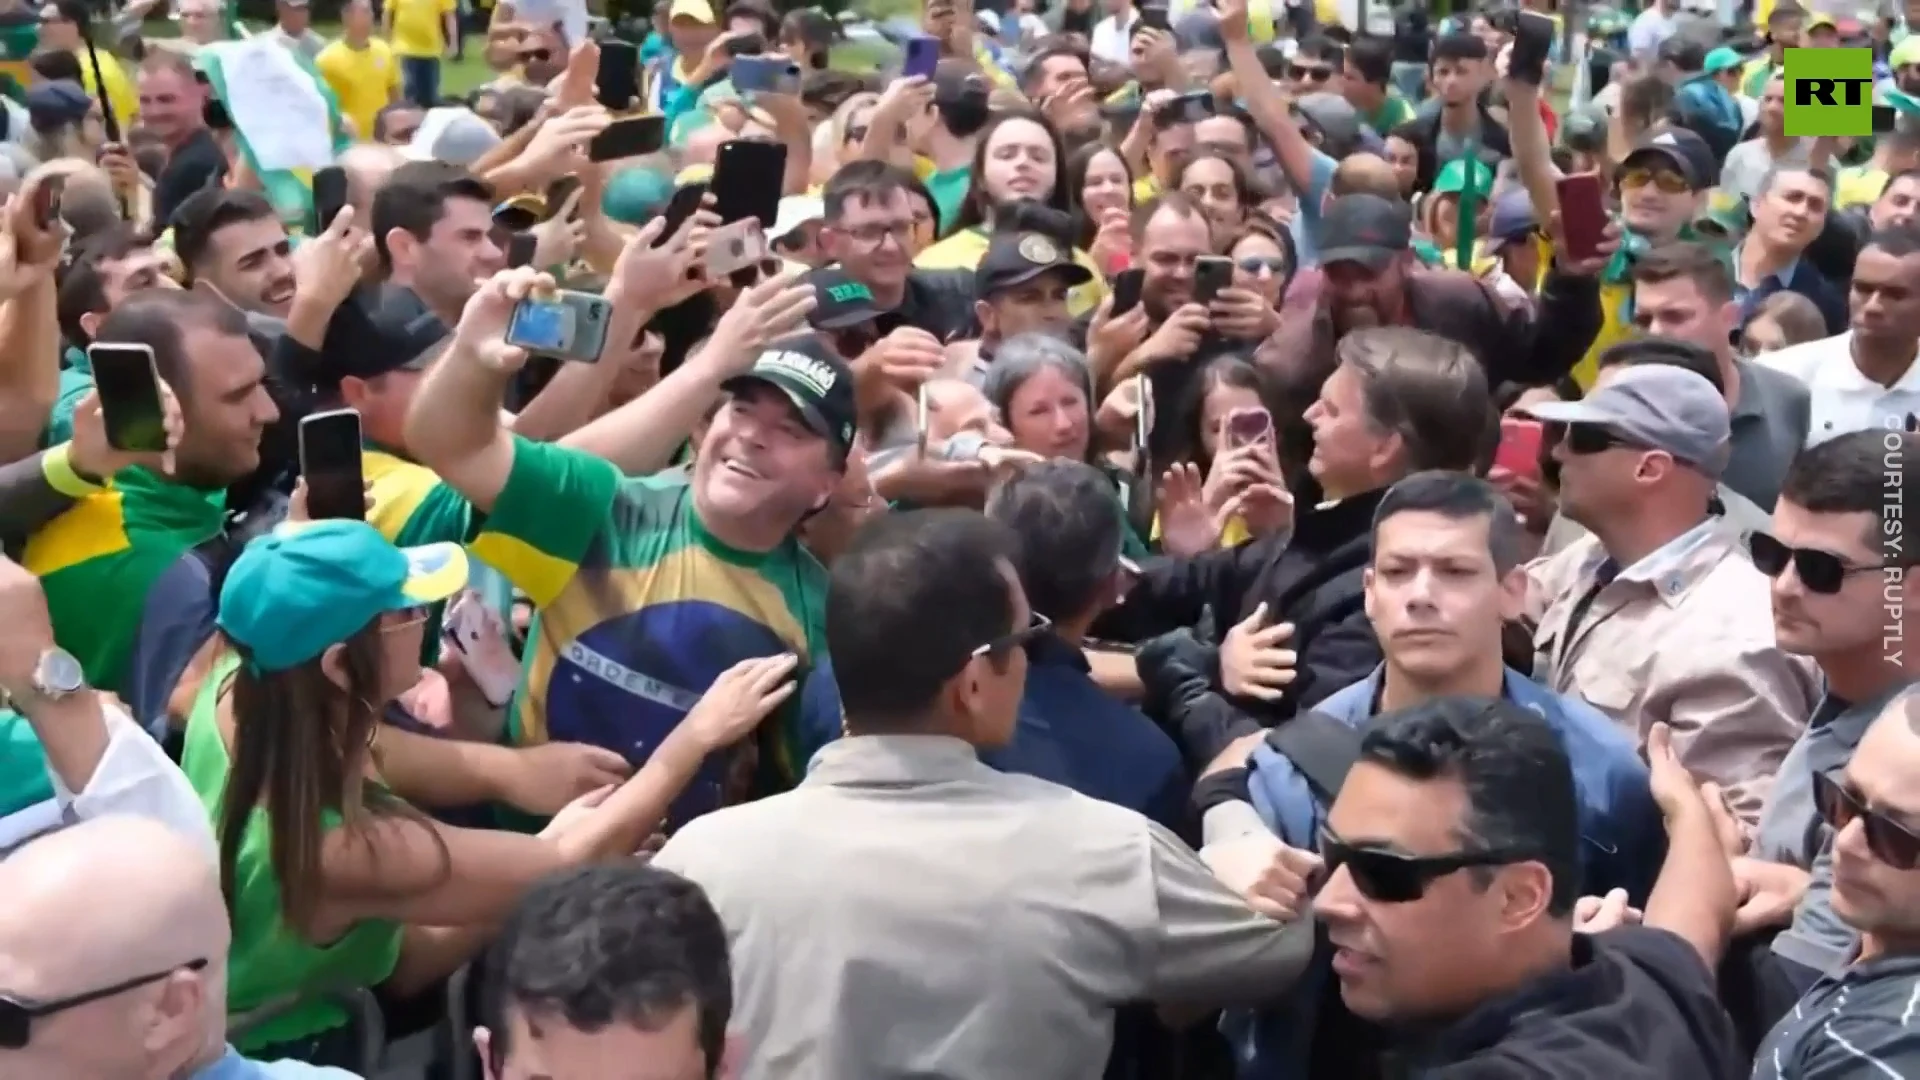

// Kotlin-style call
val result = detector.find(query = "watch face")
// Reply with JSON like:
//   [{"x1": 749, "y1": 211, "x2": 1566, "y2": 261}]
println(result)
[{"x1": 38, "y1": 649, "x2": 84, "y2": 694}]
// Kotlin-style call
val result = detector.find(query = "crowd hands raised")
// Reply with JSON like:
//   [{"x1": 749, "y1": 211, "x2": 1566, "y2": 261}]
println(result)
[{"x1": 2, "y1": 0, "x2": 1920, "y2": 1078}]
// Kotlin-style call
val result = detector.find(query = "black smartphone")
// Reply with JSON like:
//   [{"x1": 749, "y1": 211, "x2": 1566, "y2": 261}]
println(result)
[
  {"x1": 588, "y1": 114, "x2": 666, "y2": 162},
  {"x1": 1155, "y1": 90, "x2": 1214, "y2": 128},
  {"x1": 1111, "y1": 268, "x2": 1145, "y2": 315},
  {"x1": 711, "y1": 139, "x2": 786, "y2": 228},
  {"x1": 595, "y1": 39, "x2": 639, "y2": 111},
  {"x1": 506, "y1": 231, "x2": 537, "y2": 268},
  {"x1": 1137, "y1": 2, "x2": 1170, "y2": 31},
  {"x1": 1194, "y1": 256, "x2": 1233, "y2": 304},
  {"x1": 299, "y1": 408, "x2": 366, "y2": 521},
  {"x1": 88, "y1": 343, "x2": 168, "y2": 453},
  {"x1": 656, "y1": 182, "x2": 707, "y2": 248},
  {"x1": 724, "y1": 32, "x2": 765, "y2": 56},
  {"x1": 310, "y1": 165, "x2": 348, "y2": 234},
  {"x1": 1510, "y1": 11, "x2": 1554, "y2": 86}
]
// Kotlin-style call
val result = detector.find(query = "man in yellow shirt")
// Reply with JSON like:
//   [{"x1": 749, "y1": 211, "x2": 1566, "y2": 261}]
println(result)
[
  {"x1": 384, "y1": 0, "x2": 457, "y2": 107},
  {"x1": 317, "y1": 0, "x2": 400, "y2": 140}
]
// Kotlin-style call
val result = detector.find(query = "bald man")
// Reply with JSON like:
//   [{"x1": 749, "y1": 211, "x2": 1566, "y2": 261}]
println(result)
[
  {"x1": 1753, "y1": 693, "x2": 1920, "y2": 1078},
  {"x1": 0, "y1": 816, "x2": 360, "y2": 1078}
]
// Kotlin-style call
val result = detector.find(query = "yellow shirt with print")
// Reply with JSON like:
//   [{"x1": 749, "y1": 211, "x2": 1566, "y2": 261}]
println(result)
[
  {"x1": 388, "y1": 0, "x2": 455, "y2": 59},
  {"x1": 82, "y1": 51, "x2": 138, "y2": 130},
  {"x1": 316, "y1": 38, "x2": 400, "y2": 142},
  {"x1": 1836, "y1": 166, "x2": 1890, "y2": 210},
  {"x1": 915, "y1": 227, "x2": 1110, "y2": 317}
]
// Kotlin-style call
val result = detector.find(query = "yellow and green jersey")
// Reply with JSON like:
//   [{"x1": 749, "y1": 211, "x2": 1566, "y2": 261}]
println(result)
[
  {"x1": 471, "y1": 438, "x2": 828, "y2": 823},
  {"x1": 23, "y1": 467, "x2": 225, "y2": 695}
]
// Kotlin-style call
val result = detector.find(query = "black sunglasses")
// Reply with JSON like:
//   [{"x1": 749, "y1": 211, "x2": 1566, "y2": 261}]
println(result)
[
  {"x1": 1291, "y1": 64, "x2": 1335, "y2": 82},
  {"x1": 1748, "y1": 530, "x2": 1889, "y2": 595},
  {"x1": 0, "y1": 959, "x2": 208, "y2": 1049},
  {"x1": 1814, "y1": 769, "x2": 1920, "y2": 870},
  {"x1": 1237, "y1": 255, "x2": 1288, "y2": 276},
  {"x1": 1321, "y1": 829, "x2": 1534, "y2": 903},
  {"x1": 518, "y1": 47, "x2": 552, "y2": 63},
  {"x1": 1547, "y1": 421, "x2": 1643, "y2": 456}
]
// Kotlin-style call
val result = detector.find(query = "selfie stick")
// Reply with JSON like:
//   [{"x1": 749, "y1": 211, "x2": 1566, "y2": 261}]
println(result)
[{"x1": 82, "y1": 34, "x2": 131, "y2": 221}]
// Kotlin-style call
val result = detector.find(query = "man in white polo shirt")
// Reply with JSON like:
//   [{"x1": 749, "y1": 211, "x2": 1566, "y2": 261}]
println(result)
[{"x1": 1758, "y1": 225, "x2": 1920, "y2": 445}]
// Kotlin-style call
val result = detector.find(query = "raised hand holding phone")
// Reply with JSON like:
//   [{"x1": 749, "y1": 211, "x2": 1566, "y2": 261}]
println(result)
[{"x1": 69, "y1": 383, "x2": 181, "y2": 480}]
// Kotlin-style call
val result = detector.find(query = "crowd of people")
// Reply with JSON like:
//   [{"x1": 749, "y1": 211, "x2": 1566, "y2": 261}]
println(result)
[{"x1": 1, "y1": 0, "x2": 1919, "y2": 1077}]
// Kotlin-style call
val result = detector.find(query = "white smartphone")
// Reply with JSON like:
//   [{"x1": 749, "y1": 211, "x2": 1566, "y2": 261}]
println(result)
[
  {"x1": 442, "y1": 592, "x2": 521, "y2": 708},
  {"x1": 915, "y1": 382, "x2": 930, "y2": 456},
  {"x1": 704, "y1": 218, "x2": 770, "y2": 278}
]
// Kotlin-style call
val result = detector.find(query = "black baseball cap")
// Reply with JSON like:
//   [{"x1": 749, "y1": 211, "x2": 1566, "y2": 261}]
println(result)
[
  {"x1": 1620, "y1": 128, "x2": 1714, "y2": 190},
  {"x1": 297, "y1": 286, "x2": 451, "y2": 391},
  {"x1": 802, "y1": 267, "x2": 885, "y2": 330},
  {"x1": 976, "y1": 231, "x2": 1093, "y2": 296},
  {"x1": 720, "y1": 334, "x2": 859, "y2": 459},
  {"x1": 1317, "y1": 194, "x2": 1413, "y2": 270}
]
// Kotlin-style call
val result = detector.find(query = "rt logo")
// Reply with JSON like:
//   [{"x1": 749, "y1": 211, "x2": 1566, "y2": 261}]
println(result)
[{"x1": 1783, "y1": 48, "x2": 1895, "y2": 137}]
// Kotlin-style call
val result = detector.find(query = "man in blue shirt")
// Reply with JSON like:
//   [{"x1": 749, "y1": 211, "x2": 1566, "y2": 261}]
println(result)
[
  {"x1": 800, "y1": 460, "x2": 1184, "y2": 828},
  {"x1": 0, "y1": 816, "x2": 363, "y2": 1078}
]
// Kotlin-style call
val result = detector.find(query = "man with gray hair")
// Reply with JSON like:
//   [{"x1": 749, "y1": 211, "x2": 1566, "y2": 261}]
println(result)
[{"x1": 1519, "y1": 356, "x2": 1819, "y2": 829}]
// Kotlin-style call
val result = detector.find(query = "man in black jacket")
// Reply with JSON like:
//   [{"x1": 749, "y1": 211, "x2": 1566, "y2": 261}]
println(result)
[{"x1": 1099, "y1": 326, "x2": 1498, "y2": 770}]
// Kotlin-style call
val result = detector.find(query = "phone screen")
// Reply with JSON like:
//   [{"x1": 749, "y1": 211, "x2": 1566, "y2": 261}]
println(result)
[
  {"x1": 596, "y1": 40, "x2": 639, "y2": 111},
  {"x1": 656, "y1": 183, "x2": 708, "y2": 248},
  {"x1": 300, "y1": 409, "x2": 366, "y2": 521},
  {"x1": 711, "y1": 140, "x2": 787, "y2": 227},
  {"x1": 88, "y1": 343, "x2": 167, "y2": 453},
  {"x1": 589, "y1": 115, "x2": 666, "y2": 162},
  {"x1": 1194, "y1": 257, "x2": 1233, "y2": 304},
  {"x1": 1111, "y1": 268, "x2": 1145, "y2": 315},
  {"x1": 311, "y1": 166, "x2": 348, "y2": 234}
]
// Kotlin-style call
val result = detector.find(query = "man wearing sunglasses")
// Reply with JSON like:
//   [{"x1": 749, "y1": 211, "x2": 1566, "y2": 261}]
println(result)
[
  {"x1": 1520, "y1": 358, "x2": 1818, "y2": 829},
  {"x1": 1736, "y1": 432, "x2": 1920, "y2": 1031},
  {"x1": 0, "y1": 815, "x2": 360, "y2": 1078},
  {"x1": 1754, "y1": 696, "x2": 1920, "y2": 1078}
]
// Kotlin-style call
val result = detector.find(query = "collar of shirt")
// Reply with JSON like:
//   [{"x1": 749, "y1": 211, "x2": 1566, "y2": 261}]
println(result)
[
  {"x1": 1805, "y1": 677, "x2": 1920, "y2": 774},
  {"x1": 1731, "y1": 242, "x2": 1800, "y2": 296},
  {"x1": 1366, "y1": 665, "x2": 1524, "y2": 715},
  {"x1": 1816, "y1": 334, "x2": 1920, "y2": 395},
  {"x1": 804, "y1": 733, "x2": 985, "y2": 788},
  {"x1": 1581, "y1": 517, "x2": 1726, "y2": 606},
  {"x1": 1396, "y1": 933, "x2": 1617, "y2": 1067},
  {"x1": 190, "y1": 1044, "x2": 358, "y2": 1078},
  {"x1": 1027, "y1": 631, "x2": 1090, "y2": 672}
]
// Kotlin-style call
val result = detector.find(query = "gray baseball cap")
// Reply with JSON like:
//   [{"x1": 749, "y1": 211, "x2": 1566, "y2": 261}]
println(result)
[{"x1": 1522, "y1": 366, "x2": 1730, "y2": 478}]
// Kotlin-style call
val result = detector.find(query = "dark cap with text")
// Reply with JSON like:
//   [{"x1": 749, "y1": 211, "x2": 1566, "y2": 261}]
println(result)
[
  {"x1": 802, "y1": 266, "x2": 884, "y2": 330},
  {"x1": 720, "y1": 334, "x2": 858, "y2": 460},
  {"x1": 1317, "y1": 194, "x2": 1413, "y2": 270},
  {"x1": 976, "y1": 231, "x2": 1093, "y2": 296}
]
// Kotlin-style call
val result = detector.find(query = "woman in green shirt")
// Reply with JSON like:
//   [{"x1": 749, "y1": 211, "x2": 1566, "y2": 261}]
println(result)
[{"x1": 184, "y1": 514, "x2": 790, "y2": 1067}]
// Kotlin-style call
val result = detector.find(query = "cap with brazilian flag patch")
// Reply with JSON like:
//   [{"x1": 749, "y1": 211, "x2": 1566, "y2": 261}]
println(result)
[{"x1": 217, "y1": 520, "x2": 470, "y2": 673}]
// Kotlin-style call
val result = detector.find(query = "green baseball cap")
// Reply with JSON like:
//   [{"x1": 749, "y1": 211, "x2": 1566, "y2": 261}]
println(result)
[
  {"x1": 1431, "y1": 157, "x2": 1495, "y2": 199},
  {"x1": 601, "y1": 167, "x2": 675, "y2": 226},
  {"x1": 1703, "y1": 47, "x2": 1742, "y2": 75},
  {"x1": 217, "y1": 520, "x2": 470, "y2": 673}
]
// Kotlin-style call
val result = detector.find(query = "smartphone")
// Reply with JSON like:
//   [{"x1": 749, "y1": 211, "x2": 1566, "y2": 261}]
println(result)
[
  {"x1": 704, "y1": 218, "x2": 768, "y2": 277},
  {"x1": 1131, "y1": 372, "x2": 1152, "y2": 453},
  {"x1": 31, "y1": 175, "x2": 63, "y2": 231},
  {"x1": 710, "y1": 140, "x2": 787, "y2": 228},
  {"x1": 1155, "y1": 90, "x2": 1214, "y2": 128},
  {"x1": 1494, "y1": 417, "x2": 1546, "y2": 478},
  {"x1": 299, "y1": 408, "x2": 366, "y2": 521},
  {"x1": 588, "y1": 114, "x2": 666, "y2": 162},
  {"x1": 595, "y1": 39, "x2": 640, "y2": 111},
  {"x1": 903, "y1": 35, "x2": 940, "y2": 79},
  {"x1": 731, "y1": 54, "x2": 802, "y2": 95},
  {"x1": 443, "y1": 592, "x2": 521, "y2": 708},
  {"x1": 505, "y1": 289, "x2": 615, "y2": 363},
  {"x1": 506, "y1": 231, "x2": 537, "y2": 269},
  {"x1": 1555, "y1": 173, "x2": 1608, "y2": 264},
  {"x1": 1510, "y1": 11, "x2": 1555, "y2": 87},
  {"x1": 915, "y1": 382, "x2": 930, "y2": 456},
  {"x1": 86, "y1": 342, "x2": 167, "y2": 454},
  {"x1": 310, "y1": 165, "x2": 348, "y2": 235},
  {"x1": 1111, "y1": 268, "x2": 1145, "y2": 315},
  {"x1": 1194, "y1": 255, "x2": 1234, "y2": 304},
  {"x1": 656, "y1": 182, "x2": 708, "y2": 248},
  {"x1": 1225, "y1": 407, "x2": 1274, "y2": 449},
  {"x1": 1137, "y1": 2, "x2": 1170, "y2": 31},
  {"x1": 723, "y1": 32, "x2": 766, "y2": 56}
]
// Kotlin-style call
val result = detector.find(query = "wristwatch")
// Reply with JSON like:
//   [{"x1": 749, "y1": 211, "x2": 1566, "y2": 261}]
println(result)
[{"x1": 1, "y1": 647, "x2": 85, "y2": 709}]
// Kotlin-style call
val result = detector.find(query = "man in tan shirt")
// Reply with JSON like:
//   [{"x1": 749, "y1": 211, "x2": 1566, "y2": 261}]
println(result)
[
  {"x1": 655, "y1": 510, "x2": 1315, "y2": 1080},
  {"x1": 1520, "y1": 356, "x2": 1818, "y2": 828}
]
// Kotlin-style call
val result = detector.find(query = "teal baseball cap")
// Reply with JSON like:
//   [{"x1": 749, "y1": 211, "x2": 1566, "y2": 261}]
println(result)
[
  {"x1": 1702, "y1": 47, "x2": 1742, "y2": 75},
  {"x1": 601, "y1": 167, "x2": 675, "y2": 225},
  {"x1": 217, "y1": 520, "x2": 470, "y2": 673}
]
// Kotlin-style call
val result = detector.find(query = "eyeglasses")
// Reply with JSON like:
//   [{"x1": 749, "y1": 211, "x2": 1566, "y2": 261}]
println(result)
[
  {"x1": 1321, "y1": 829, "x2": 1535, "y2": 903},
  {"x1": 1237, "y1": 255, "x2": 1288, "y2": 276},
  {"x1": 518, "y1": 48, "x2": 552, "y2": 64},
  {"x1": 1291, "y1": 64, "x2": 1335, "y2": 83},
  {"x1": 381, "y1": 607, "x2": 431, "y2": 635},
  {"x1": 1548, "y1": 421, "x2": 1642, "y2": 456},
  {"x1": 841, "y1": 221, "x2": 915, "y2": 249},
  {"x1": 1813, "y1": 769, "x2": 1920, "y2": 870},
  {"x1": 1618, "y1": 168, "x2": 1693, "y2": 194},
  {"x1": 1747, "y1": 531, "x2": 1890, "y2": 595},
  {"x1": 971, "y1": 610, "x2": 1053, "y2": 660},
  {"x1": 0, "y1": 959, "x2": 209, "y2": 1049}
]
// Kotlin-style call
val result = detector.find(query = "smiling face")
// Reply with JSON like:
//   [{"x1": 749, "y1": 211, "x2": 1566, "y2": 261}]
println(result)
[{"x1": 693, "y1": 384, "x2": 841, "y2": 539}]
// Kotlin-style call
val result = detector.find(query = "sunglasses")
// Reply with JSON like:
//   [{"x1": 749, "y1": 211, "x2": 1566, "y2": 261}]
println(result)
[
  {"x1": 1291, "y1": 64, "x2": 1335, "y2": 82},
  {"x1": 0, "y1": 959, "x2": 208, "y2": 1049},
  {"x1": 1747, "y1": 530, "x2": 1890, "y2": 595},
  {"x1": 1547, "y1": 421, "x2": 1642, "y2": 456},
  {"x1": 1814, "y1": 769, "x2": 1920, "y2": 870},
  {"x1": 972, "y1": 610, "x2": 1053, "y2": 661},
  {"x1": 1237, "y1": 255, "x2": 1288, "y2": 276},
  {"x1": 518, "y1": 47, "x2": 553, "y2": 63},
  {"x1": 1618, "y1": 168, "x2": 1693, "y2": 194},
  {"x1": 1321, "y1": 829, "x2": 1534, "y2": 903}
]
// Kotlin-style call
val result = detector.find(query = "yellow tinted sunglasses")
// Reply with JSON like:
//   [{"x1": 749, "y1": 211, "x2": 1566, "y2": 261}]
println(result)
[{"x1": 1618, "y1": 168, "x2": 1692, "y2": 194}]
